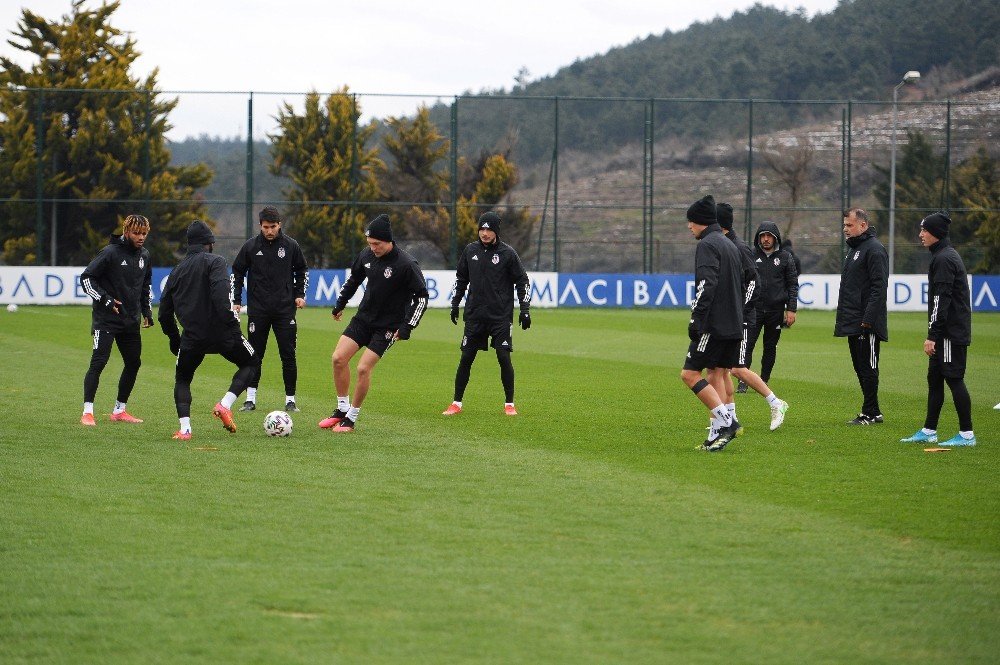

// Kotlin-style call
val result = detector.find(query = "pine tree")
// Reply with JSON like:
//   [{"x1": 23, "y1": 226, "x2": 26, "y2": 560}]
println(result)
[
  {"x1": 0, "y1": 1, "x2": 212, "y2": 265},
  {"x1": 270, "y1": 88, "x2": 381, "y2": 268}
]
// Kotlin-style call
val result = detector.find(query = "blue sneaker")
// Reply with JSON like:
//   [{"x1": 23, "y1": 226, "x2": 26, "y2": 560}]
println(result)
[
  {"x1": 900, "y1": 430, "x2": 937, "y2": 444},
  {"x1": 939, "y1": 434, "x2": 976, "y2": 447}
]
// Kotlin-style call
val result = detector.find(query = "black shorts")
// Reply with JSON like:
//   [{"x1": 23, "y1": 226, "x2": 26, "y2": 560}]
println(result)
[
  {"x1": 683, "y1": 334, "x2": 740, "y2": 371},
  {"x1": 929, "y1": 339, "x2": 967, "y2": 379},
  {"x1": 343, "y1": 317, "x2": 396, "y2": 357},
  {"x1": 461, "y1": 319, "x2": 514, "y2": 352}
]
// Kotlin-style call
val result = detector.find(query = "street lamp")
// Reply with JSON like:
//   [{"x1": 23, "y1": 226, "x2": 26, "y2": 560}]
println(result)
[{"x1": 888, "y1": 69, "x2": 920, "y2": 275}]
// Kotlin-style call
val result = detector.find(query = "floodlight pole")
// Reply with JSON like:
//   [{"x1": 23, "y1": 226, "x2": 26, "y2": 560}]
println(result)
[{"x1": 888, "y1": 70, "x2": 919, "y2": 275}]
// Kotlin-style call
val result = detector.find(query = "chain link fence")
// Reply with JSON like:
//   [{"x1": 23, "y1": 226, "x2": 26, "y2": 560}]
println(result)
[{"x1": 6, "y1": 88, "x2": 998, "y2": 271}]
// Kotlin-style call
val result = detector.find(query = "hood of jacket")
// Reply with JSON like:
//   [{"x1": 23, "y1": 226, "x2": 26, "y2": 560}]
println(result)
[{"x1": 753, "y1": 221, "x2": 783, "y2": 251}]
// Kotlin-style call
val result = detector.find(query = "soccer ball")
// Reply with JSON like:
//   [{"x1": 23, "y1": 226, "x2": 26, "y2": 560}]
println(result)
[
  {"x1": 6, "y1": 304, "x2": 18, "y2": 313},
  {"x1": 263, "y1": 410, "x2": 293, "y2": 437}
]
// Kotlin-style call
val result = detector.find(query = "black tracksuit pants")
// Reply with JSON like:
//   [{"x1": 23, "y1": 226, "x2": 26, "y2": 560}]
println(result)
[
  {"x1": 847, "y1": 333, "x2": 882, "y2": 417},
  {"x1": 745, "y1": 309, "x2": 784, "y2": 382},
  {"x1": 83, "y1": 325, "x2": 142, "y2": 404},
  {"x1": 247, "y1": 313, "x2": 298, "y2": 395}
]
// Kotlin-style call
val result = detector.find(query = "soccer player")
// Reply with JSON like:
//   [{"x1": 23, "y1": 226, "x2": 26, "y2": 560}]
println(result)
[
  {"x1": 835, "y1": 207, "x2": 889, "y2": 425},
  {"x1": 158, "y1": 221, "x2": 257, "y2": 440},
  {"x1": 231, "y1": 206, "x2": 309, "y2": 413},
  {"x1": 79, "y1": 214, "x2": 153, "y2": 426},
  {"x1": 716, "y1": 204, "x2": 789, "y2": 431},
  {"x1": 679, "y1": 195, "x2": 744, "y2": 451},
  {"x1": 736, "y1": 220, "x2": 799, "y2": 391},
  {"x1": 442, "y1": 211, "x2": 531, "y2": 416},
  {"x1": 901, "y1": 212, "x2": 976, "y2": 446},
  {"x1": 318, "y1": 214, "x2": 429, "y2": 433}
]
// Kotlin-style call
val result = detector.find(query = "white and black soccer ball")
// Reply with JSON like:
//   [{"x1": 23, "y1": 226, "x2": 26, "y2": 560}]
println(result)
[
  {"x1": 6, "y1": 304, "x2": 18, "y2": 313},
  {"x1": 263, "y1": 410, "x2": 293, "y2": 437}
]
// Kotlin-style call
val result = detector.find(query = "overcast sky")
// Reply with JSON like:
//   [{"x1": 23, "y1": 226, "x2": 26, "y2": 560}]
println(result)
[{"x1": 1, "y1": 0, "x2": 841, "y2": 138}]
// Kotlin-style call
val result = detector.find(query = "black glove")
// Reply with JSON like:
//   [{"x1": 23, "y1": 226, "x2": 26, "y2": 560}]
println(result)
[
  {"x1": 397, "y1": 326, "x2": 411, "y2": 341},
  {"x1": 688, "y1": 321, "x2": 699, "y2": 342},
  {"x1": 519, "y1": 310, "x2": 531, "y2": 330},
  {"x1": 169, "y1": 336, "x2": 180, "y2": 356},
  {"x1": 450, "y1": 306, "x2": 459, "y2": 325}
]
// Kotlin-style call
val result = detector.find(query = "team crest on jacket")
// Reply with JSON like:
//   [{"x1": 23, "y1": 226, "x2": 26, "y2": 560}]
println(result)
[
  {"x1": 138, "y1": 257, "x2": 145, "y2": 270},
  {"x1": 384, "y1": 267, "x2": 393, "y2": 279},
  {"x1": 773, "y1": 257, "x2": 780, "y2": 266},
  {"x1": 491, "y1": 254, "x2": 500, "y2": 265},
  {"x1": 278, "y1": 247, "x2": 286, "y2": 259}
]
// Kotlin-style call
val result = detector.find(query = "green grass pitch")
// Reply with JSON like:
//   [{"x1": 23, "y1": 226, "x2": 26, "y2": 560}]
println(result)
[{"x1": 2, "y1": 306, "x2": 998, "y2": 663}]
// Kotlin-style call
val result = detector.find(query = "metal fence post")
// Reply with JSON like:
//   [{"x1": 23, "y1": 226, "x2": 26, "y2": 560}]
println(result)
[
  {"x1": 449, "y1": 98, "x2": 458, "y2": 268},
  {"x1": 942, "y1": 98, "x2": 952, "y2": 212},
  {"x1": 743, "y1": 99, "x2": 754, "y2": 243},
  {"x1": 553, "y1": 96, "x2": 559, "y2": 271},
  {"x1": 245, "y1": 92, "x2": 254, "y2": 240},
  {"x1": 35, "y1": 90, "x2": 45, "y2": 265},
  {"x1": 350, "y1": 93, "x2": 359, "y2": 256}
]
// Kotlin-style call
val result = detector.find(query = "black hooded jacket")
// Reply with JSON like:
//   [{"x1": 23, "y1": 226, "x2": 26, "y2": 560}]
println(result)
[
  {"x1": 835, "y1": 228, "x2": 889, "y2": 341},
  {"x1": 333, "y1": 244, "x2": 429, "y2": 336},
  {"x1": 690, "y1": 223, "x2": 744, "y2": 340},
  {"x1": 752, "y1": 221, "x2": 799, "y2": 313},
  {"x1": 451, "y1": 238, "x2": 530, "y2": 322},
  {"x1": 231, "y1": 230, "x2": 309, "y2": 316},
  {"x1": 724, "y1": 229, "x2": 760, "y2": 328},
  {"x1": 158, "y1": 246, "x2": 242, "y2": 347},
  {"x1": 927, "y1": 239, "x2": 972, "y2": 345},
  {"x1": 80, "y1": 235, "x2": 153, "y2": 332}
]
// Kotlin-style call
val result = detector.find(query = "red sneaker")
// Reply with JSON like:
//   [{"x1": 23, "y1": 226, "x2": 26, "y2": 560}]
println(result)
[
  {"x1": 213, "y1": 403, "x2": 236, "y2": 433},
  {"x1": 318, "y1": 409, "x2": 347, "y2": 429},
  {"x1": 110, "y1": 411, "x2": 143, "y2": 423},
  {"x1": 442, "y1": 403, "x2": 462, "y2": 416},
  {"x1": 172, "y1": 431, "x2": 192, "y2": 441},
  {"x1": 80, "y1": 413, "x2": 96, "y2": 426},
  {"x1": 504, "y1": 404, "x2": 518, "y2": 416},
  {"x1": 332, "y1": 418, "x2": 356, "y2": 433}
]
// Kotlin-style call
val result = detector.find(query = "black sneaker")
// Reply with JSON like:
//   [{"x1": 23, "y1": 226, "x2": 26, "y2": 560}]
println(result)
[
  {"x1": 332, "y1": 417, "x2": 356, "y2": 433},
  {"x1": 847, "y1": 413, "x2": 884, "y2": 425},
  {"x1": 285, "y1": 400, "x2": 300, "y2": 413},
  {"x1": 709, "y1": 420, "x2": 741, "y2": 451},
  {"x1": 735, "y1": 380, "x2": 748, "y2": 394},
  {"x1": 238, "y1": 400, "x2": 256, "y2": 412},
  {"x1": 318, "y1": 409, "x2": 347, "y2": 429}
]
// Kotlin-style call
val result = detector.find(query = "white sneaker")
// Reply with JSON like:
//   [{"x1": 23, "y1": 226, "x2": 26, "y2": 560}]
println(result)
[{"x1": 769, "y1": 400, "x2": 788, "y2": 431}]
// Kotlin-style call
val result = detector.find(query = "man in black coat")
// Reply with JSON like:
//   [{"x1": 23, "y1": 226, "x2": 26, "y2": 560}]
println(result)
[
  {"x1": 158, "y1": 221, "x2": 257, "y2": 440},
  {"x1": 716, "y1": 204, "x2": 789, "y2": 432},
  {"x1": 738, "y1": 220, "x2": 798, "y2": 391},
  {"x1": 679, "y1": 195, "x2": 743, "y2": 451},
  {"x1": 319, "y1": 214, "x2": 429, "y2": 433},
  {"x1": 900, "y1": 212, "x2": 976, "y2": 447},
  {"x1": 835, "y1": 208, "x2": 889, "y2": 425},
  {"x1": 443, "y1": 211, "x2": 531, "y2": 416},
  {"x1": 231, "y1": 206, "x2": 309, "y2": 413},
  {"x1": 79, "y1": 214, "x2": 153, "y2": 426}
]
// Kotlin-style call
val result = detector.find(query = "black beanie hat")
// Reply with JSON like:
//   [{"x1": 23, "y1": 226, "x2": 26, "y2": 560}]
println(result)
[
  {"x1": 686, "y1": 195, "x2": 717, "y2": 225},
  {"x1": 365, "y1": 214, "x2": 393, "y2": 242},
  {"x1": 478, "y1": 211, "x2": 502, "y2": 234},
  {"x1": 717, "y1": 202, "x2": 734, "y2": 230},
  {"x1": 186, "y1": 220, "x2": 216, "y2": 246},
  {"x1": 920, "y1": 212, "x2": 951, "y2": 240}
]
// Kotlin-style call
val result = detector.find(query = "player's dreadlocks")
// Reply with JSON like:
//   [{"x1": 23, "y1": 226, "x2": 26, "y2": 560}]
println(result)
[{"x1": 122, "y1": 214, "x2": 150, "y2": 234}]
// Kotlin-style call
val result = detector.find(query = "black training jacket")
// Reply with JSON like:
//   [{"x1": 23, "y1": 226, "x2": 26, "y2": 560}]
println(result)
[
  {"x1": 333, "y1": 245, "x2": 429, "y2": 335},
  {"x1": 927, "y1": 239, "x2": 972, "y2": 345},
  {"x1": 158, "y1": 246, "x2": 242, "y2": 346},
  {"x1": 451, "y1": 239, "x2": 530, "y2": 322},
  {"x1": 725, "y1": 230, "x2": 759, "y2": 329},
  {"x1": 752, "y1": 221, "x2": 799, "y2": 313},
  {"x1": 834, "y1": 228, "x2": 889, "y2": 341},
  {"x1": 80, "y1": 235, "x2": 152, "y2": 332},
  {"x1": 231, "y1": 230, "x2": 309, "y2": 316},
  {"x1": 690, "y1": 224, "x2": 744, "y2": 340}
]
